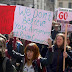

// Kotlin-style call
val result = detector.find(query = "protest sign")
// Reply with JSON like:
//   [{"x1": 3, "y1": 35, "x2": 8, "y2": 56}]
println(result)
[
  {"x1": 13, "y1": 5, "x2": 53, "y2": 45},
  {"x1": 0, "y1": 6, "x2": 16, "y2": 34},
  {"x1": 61, "y1": 23, "x2": 72, "y2": 32},
  {"x1": 57, "y1": 8, "x2": 72, "y2": 21}
]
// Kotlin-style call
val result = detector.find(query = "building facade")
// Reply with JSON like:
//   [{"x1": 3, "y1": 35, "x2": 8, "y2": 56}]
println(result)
[
  {"x1": 0, "y1": 0, "x2": 55, "y2": 11},
  {"x1": 55, "y1": 0, "x2": 72, "y2": 10}
]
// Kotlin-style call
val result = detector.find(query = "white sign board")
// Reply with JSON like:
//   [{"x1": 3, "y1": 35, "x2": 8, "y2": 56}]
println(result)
[
  {"x1": 57, "y1": 8, "x2": 72, "y2": 21},
  {"x1": 13, "y1": 5, "x2": 53, "y2": 45}
]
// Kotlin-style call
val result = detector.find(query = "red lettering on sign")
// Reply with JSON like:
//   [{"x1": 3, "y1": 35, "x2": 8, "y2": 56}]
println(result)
[
  {"x1": 59, "y1": 12, "x2": 68, "y2": 20},
  {"x1": 59, "y1": 12, "x2": 63, "y2": 19},
  {"x1": 64, "y1": 12, "x2": 68, "y2": 20}
]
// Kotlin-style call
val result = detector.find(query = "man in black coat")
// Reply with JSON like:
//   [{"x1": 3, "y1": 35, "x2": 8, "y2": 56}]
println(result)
[
  {"x1": 0, "y1": 34, "x2": 13, "y2": 72},
  {"x1": 51, "y1": 24, "x2": 60, "y2": 41}
]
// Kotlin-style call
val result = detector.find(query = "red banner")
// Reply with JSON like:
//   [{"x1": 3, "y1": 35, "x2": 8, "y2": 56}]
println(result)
[{"x1": 0, "y1": 6, "x2": 16, "y2": 34}]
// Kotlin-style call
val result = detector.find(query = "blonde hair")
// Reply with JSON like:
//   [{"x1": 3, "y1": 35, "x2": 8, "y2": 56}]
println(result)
[
  {"x1": 0, "y1": 34, "x2": 7, "y2": 41},
  {"x1": 0, "y1": 38, "x2": 6, "y2": 48},
  {"x1": 0, "y1": 37, "x2": 6, "y2": 57}
]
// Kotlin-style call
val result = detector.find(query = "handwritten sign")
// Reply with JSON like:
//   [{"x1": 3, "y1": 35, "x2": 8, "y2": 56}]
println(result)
[
  {"x1": 57, "y1": 8, "x2": 72, "y2": 21},
  {"x1": 61, "y1": 23, "x2": 72, "y2": 32},
  {"x1": 13, "y1": 5, "x2": 53, "y2": 45},
  {"x1": 0, "y1": 6, "x2": 16, "y2": 34}
]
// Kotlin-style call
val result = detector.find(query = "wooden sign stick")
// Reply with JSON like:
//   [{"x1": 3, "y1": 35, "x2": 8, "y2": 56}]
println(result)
[{"x1": 63, "y1": 24, "x2": 68, "y2": 71}]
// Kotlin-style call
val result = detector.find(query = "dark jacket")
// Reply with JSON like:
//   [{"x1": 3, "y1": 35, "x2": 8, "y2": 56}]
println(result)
[
  {"x1": 0, "y1": 57, "x2": 13, "y2": 72},
  {"x1": 51, "y1": 30, "x2": 59, "y2": 40},
  {"x1": 46, "y1": 45, "x2": 72, "y2": 72},
  {"x1": 7, "y1": 38, "x2": 53, "y2": 72},
  {"x1": 6, "y1": 38, "x2": 24, "y2": 72}
]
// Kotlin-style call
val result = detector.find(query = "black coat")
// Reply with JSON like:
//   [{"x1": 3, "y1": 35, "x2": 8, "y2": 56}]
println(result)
[
  {"x1": 51, "y1": 30, "x2": 59, "y2": 40},
  {"x1": 0, "y1": 57, "x2": 13, "y2": 72},
  {"x1": 46, "y1": 45, "x2": 72, "y2": 72}
]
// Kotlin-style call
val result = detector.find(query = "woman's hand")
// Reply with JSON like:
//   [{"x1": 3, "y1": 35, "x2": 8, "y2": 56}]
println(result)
[
  {"x1": 9, "y1": 31, "x2": 14, "y2": 39},
  {"x1": 48, "y1": 38, "x2": 52, "y2": 48},
  {"x1": 63, "y1": 52, "x2": 68, "y2": 58}
]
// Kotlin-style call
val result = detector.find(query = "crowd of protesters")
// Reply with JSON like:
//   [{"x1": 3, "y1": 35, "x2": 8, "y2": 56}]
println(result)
[{"x1": 0, "y1": 20, "x2": 72, "y2": 72}]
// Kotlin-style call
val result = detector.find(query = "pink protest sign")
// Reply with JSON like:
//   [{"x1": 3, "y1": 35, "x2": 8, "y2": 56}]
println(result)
[
  {"x1": 13, "y1": 5, "x2": 53, "y2": 45},
  {"x1": 61, "y1": 23, "x2": 72, "y2": 32}
]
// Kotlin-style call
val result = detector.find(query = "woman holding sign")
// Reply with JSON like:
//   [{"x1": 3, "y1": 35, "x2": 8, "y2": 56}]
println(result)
[
  {"x1": 46, "y1": 33, "x2": 72, "y2": 72},
  {"x1": 7, "y1": 32, "x2": 53, "y2": 72}
]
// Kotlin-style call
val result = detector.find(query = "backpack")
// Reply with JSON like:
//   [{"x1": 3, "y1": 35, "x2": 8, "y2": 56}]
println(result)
[
  {"x1": 37, "y1": 59, "x2": 47, "y2": 72},
  {"x1": 2, "y1": 57, "x2": 17, "y2": 72}
]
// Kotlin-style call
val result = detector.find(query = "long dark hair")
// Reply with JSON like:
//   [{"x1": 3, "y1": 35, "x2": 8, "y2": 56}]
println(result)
[{"x1": 54, "y1": 33, "x2": 65, "y2": 50}]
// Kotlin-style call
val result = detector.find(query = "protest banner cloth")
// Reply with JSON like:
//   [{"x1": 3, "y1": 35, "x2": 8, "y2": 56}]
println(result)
[
  {"x1": 57, "y1": 8, "x2": 72, "y2": 72},
  {"x1": 13, "y1": 5, "x2": 53, "y2": 45},
  {"x1": 0, "y1": 5, "x2": 16, "y2": 34}
]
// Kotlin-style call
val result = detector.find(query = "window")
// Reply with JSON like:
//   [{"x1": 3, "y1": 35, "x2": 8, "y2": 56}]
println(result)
[
  {"x1": 68, "y1": 3, "x2": 72, "y2": 8},
  {"x1": 51, "y1": 0, "x2": 54, "y2": 2},
  {"x1": 59, "y1": 2, "x2": 63, "y2": 7},
  {"x1": 13, "y1": 2, "x2": 16, "y2": 5}
]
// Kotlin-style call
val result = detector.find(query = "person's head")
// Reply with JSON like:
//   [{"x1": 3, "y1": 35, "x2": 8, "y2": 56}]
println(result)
[
  {"x1": 54, "y1": 24, "x2": 59, "y2": 31},
  {"x1": 24, "y1": 43, "x2": 40, "y2": 62},
  {"x1": 0, "y1": 34, "x2": 6, "y2": 57},
  {"x1": 67, "y1": 35, "x2": 70, "y2": 46},
  {"x1": 54, "y1": 33, "x2": 65, "y2": 48},
  {"x1": 52, "y1": 21, "x2": 56, "y2": 26}
]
